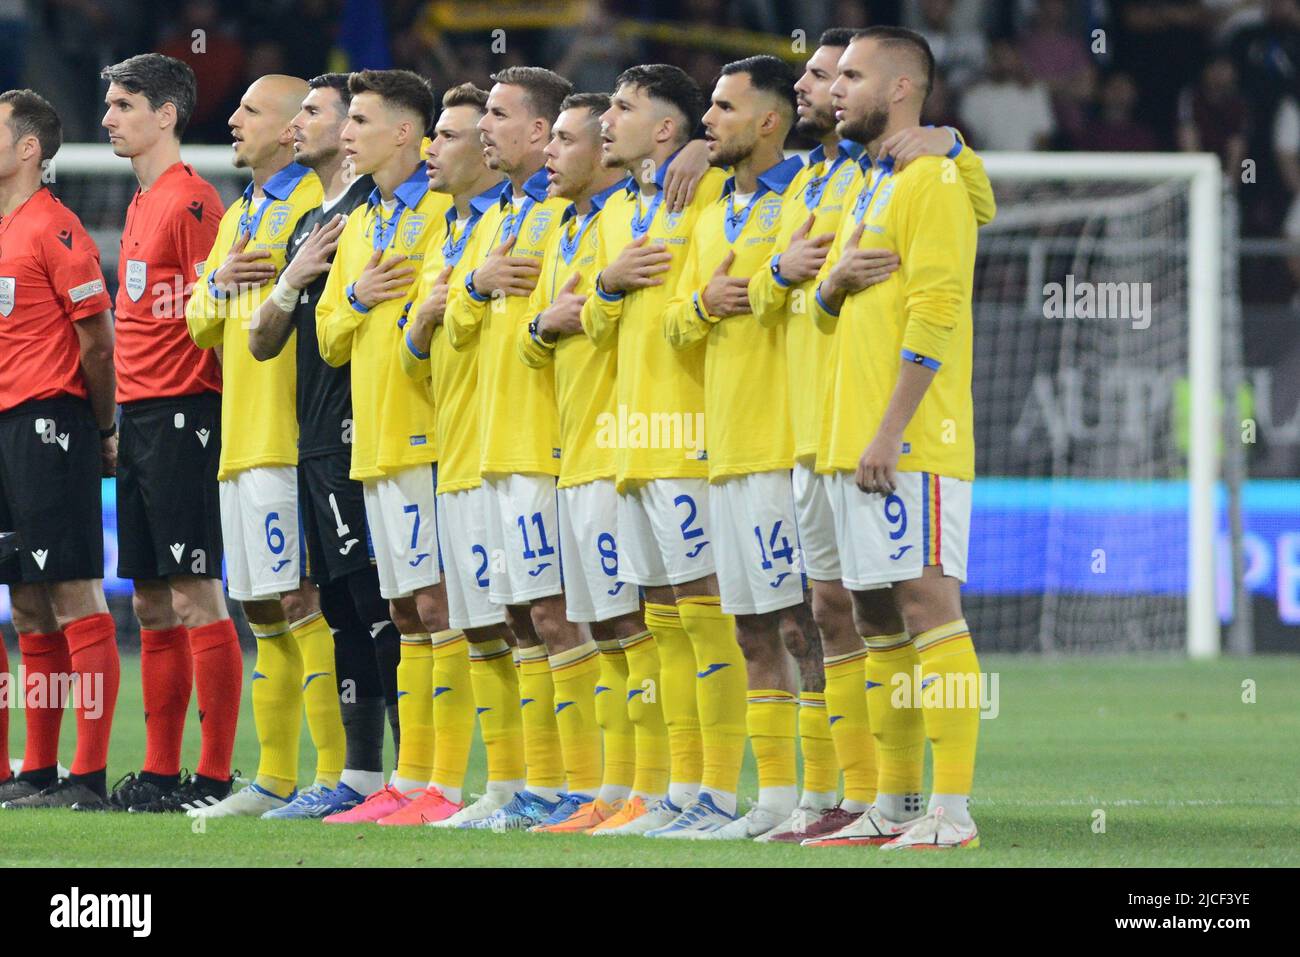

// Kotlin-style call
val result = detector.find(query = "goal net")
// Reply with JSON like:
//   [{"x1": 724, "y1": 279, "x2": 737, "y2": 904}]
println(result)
[{"x1": 969, "y1": 153, "x2": 1228, "y2": 656}]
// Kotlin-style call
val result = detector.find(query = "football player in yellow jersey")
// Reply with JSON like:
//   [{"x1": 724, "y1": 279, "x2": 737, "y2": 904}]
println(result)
[
  {"x1": 315, "y1": 70, "x2": 460, "y2": 824},
  {"x1": 747, "y1": 30, "x2": 998, "y2": 845},
  {"x1": 186, "y1": 75, "x2": 344, "y2": 818},
  {"x1": 437, "y1": 66, "x2": 587, "y2": 830},
  {"x1": 518, "y1": 93, "x2": 656, "y2": 833},
  {"x1": 583, "y1": 64, "x2": 736, "y2": 835},
  {"x1": 654, "y1": 55, "x2": 810, "y2": 839},
  {"x1": 812, "y1": 27, "x2": 985, "y2": 850},
  {"x1": 402, "y1": 83, "x2": 530, "y2": 829}
]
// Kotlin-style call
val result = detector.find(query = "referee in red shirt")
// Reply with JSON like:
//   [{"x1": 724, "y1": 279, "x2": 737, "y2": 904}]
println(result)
[
  {"x1": 0, "y1": 90, "x2": 120, "y2": 810},
  {"x1": 98, "y1": 54, "x2": 243, "y2": 813}
]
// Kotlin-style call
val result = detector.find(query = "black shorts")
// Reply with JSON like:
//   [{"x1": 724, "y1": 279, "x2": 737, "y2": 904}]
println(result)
[
  {"x1": 116, "y1": 393, "x2": 223, "y2": 580},
  {"x1": 300, "y1": 450, "x2": 373, "y2": 585},
  {"x1": 0, "y1": 396, "x2": 104, "y2": 585}
]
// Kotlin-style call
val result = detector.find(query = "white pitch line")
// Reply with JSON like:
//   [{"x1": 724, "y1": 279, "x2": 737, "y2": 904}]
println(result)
[{"x1": 975, "y1": 798, "x2": 1300, "y2": 808}]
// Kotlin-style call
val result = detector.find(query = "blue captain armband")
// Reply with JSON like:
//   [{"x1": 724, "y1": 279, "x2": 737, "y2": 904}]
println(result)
[{"x1": 901, "y1": 348, "x2": 941, "y2": 371}]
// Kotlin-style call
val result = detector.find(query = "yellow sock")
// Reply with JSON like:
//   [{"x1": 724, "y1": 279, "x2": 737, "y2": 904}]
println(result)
[
  {"x1": 249, "y1": 620, "x2": 302, "y2": 797},
  {"x1": 291, "y1": 613, "x2": 345, "y2": 788},
  {"x1": 549, "y1": 640, "x2": 604, "y2": 796},
  {"x1": 394, "y1": 635, "x2": 434, "y2": 788},
  {"x1": 748, "y1": 690, "x2": 798, "y2": 810},
  {"x1": 430, "y1": 630, "x2": 474, "y2": 801},
  {"x1": 644, "y1": 602, "x2": 701, "y2": 804},
  {"x1": 467, "y1": 638, "x2": 524, "y2": 785},
  {"x1": 677, "y1": 596, "x2": 746, "y2": 810},
  {"x1": 517, "y1": 643, "x2": 564, "y2": 792},
  {"x1": 865, "y1": 633, "x2": 925, "y2": 816},
  {"x1": 619, "y1": 628, "x2": 670, "y2": 799},
  {"x1": 797, "y1": 692, "x2": 839, "y2": 800},
  {"x1": 594, "y1": 638, "x2": 635, "y2": 800},
  {"x1": 914, "y1": 619, "x2": 981, "y2": 796},
  {"x1": 824, "y1": 646, "x2": 877, "y2": 805}
]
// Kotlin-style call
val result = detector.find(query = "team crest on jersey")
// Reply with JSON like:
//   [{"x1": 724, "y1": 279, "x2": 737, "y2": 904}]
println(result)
[
  {"x1": 757, "y1": 197, "x2": 782, "y2": 231},
  {"x1": 662, "y1": 210, "x2": 683, "y2": 231},
  {"x1": 0, "y1": 277, "x2": 14, "y2": 317},
  {"x1": 527, "y1": 209, "x2": 553, "y2": 246},
  {"x1": 871, "y1": 181, "x2": 896, "y2": 219},
  {"x1": 266, "y1": 202, "x2": 292, "y2": 237},
  {"x1": 832, "y1": 164, "x2": 854, "y2": 198},
  {"x1": 125, "y1": 259, "x2": 147, "y2": 302},
  {"x1": 401, "y1": 213, "x2": 427, "y2": 248}
]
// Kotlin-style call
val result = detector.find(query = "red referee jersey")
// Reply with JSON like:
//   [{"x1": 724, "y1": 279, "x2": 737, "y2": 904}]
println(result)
[
  {"x1": 115, "y1": 161, "x2": 224, "y2": 403},
  {"x1": 0, "y1": 187, "x2": 113, "y2": 413}
]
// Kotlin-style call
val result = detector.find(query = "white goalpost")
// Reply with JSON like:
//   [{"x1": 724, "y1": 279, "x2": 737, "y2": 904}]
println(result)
[{"x1": 42, "y1": 146, "x2": 1231, "y2": 658}]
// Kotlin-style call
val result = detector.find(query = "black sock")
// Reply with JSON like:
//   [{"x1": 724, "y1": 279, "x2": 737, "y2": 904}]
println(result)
[
  {"x1": 341, "y1": 696, "x2": 385, "y2": 774},
  {"x1": 385, "y1": 701, "x2": 401, "y2": 756},
  {"x1": 138, "y1": 770, "x2": 180, "y2": 790},
  {"x1": 16, "y1": 764, "x2": 57, "y2": 789},
  {"x1": 70, "y1": 768, "x2": 107, "y2": 798}
]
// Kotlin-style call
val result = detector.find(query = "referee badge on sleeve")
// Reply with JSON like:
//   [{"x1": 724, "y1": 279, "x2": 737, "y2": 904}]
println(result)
[
  {"x1": 0, "y1": 277, "x2": 14, "y2": 316},
  {"x1": 125, "y1": 259, "x2": 147, "y2": 302}
]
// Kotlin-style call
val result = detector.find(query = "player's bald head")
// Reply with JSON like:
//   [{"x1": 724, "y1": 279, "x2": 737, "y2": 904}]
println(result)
[
  {"x1": 850, "y1": 27, "x2": 935, "y2": 105},
  {"x1": 246, "y1": 74, "x2": 310, "y2": 122}
]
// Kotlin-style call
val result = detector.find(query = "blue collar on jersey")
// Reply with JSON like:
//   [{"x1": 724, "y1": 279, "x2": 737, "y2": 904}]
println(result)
[
  {"x1": 720, "y1": 154, "x2": 803, "y2": 243},
  {"x1": 445, "y1": 178, "x2": 509, "y2": 229},
  {"x1": 721, "y1": 153, "x2": 804, "y2": 200},
  {"x1": 857, "y1": 150, "x2": 895, "y2": 175},
  {"x1": 441, "y1": 179, "x2": 509, "y2": 265},
  {"x1": 500, "y1": 167, "x2": 551, "y2": 209},
  {"x1": 803, "y1": 140, "x2": 864, "y2": 209},
  {"x1": 242, "y1": 160, "x2": 311, "y2": 206},
  {"x1": 366, "y1": 164, "x2": 429, "y2": 210},
  {"x1": 622, "y1": 145, "x2": 685, "y2": 198},
  {"x1": 560, "y1": 177, "x2": 630, "y2": 225}
]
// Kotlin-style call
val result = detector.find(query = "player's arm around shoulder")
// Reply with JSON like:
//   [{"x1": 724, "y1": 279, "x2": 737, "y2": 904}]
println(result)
[{"x1": 896, "y1": 157, "x2": 977, "y2": 366}]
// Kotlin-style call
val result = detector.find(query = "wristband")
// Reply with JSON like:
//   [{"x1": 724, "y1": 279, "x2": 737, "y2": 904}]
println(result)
[
  {"x1": 770, "y1": 254, "x2": 792, "y2": 288},
  {"x1": 99, "y1": 423, "x2": 117, "y2": 440},
  {"x1": 206, "y1": 271, "x2": 228, "y2": 300},
  {"x1": 346, "y1": 281, "x2": 371, "y2": 314},
  {"x1": 594, "y1": 272, "x2": 624, "y2": 302},
  {"x1": 465, "y1": 270, "x2": 489, "y2": 303},
  {"x1": 270, "y1": 274, "x2": 301, "y2": 312}
]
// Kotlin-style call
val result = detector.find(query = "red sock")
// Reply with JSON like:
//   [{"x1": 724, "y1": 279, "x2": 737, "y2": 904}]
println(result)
[
  {"x1": 1, "y1": 637, "x2": 10, "y2": 782},
  {"x1": 140, "y1": 625, "x2": 192, "y2": 777},
  {"x1": 188, "y1": 619, "x2": 242, "y2": 780},
  {"x1": 63, "y1": 613, "x2": 120, "y2": 776},
  {"x1": 18, "y1": 630, "x2": 72, "y2": 772}
]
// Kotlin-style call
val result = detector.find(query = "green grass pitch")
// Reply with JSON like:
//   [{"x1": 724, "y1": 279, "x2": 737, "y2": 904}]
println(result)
[{"x1": 2, "y1": 654, "x2": 1297, "y2": 867}]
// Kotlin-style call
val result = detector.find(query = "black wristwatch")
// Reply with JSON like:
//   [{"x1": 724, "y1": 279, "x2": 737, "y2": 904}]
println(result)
[{"x1": 99, "y1": 423, "x2": 118, "y2": 440}]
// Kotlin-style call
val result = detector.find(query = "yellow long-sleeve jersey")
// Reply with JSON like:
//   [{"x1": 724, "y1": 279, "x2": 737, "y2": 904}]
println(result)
[
  {"x1": 443, "y1": 169, "x2": 570, "y2": 477},
  {"x1": 582, "y1": 160, "x2": 730, "y2": 490},
  {"x1": 748, "y1": 133, "x2": 996, "y2": 467},
  {"x1": 812, "y1": 153, "x2": 981, "y2": 481},
  {"x1": 400, "y1": 180, "x2": 507, "y2": 494},
  {"x1": 316, "y1": 166, "x2": 450, "y2": 481},
  {"x1": 187, "y1": 162, "x2": 322, "y2": 479},
  {"x1": 517, "y1": 179, "x2": 628, "y2": 489},
  {"x1": 662, "y1": 154, "x2": 806, "y2": 482}
]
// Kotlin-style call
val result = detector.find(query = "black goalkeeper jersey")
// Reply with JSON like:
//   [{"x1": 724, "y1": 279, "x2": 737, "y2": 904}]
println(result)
[{"x1": 289, "y1": 174, "x2": 374, "y2": 459}]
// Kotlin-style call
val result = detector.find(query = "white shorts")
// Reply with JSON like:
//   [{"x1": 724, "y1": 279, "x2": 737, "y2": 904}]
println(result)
[
  {"x1": 482, "y1": 473, "x2": 563, "y2": 605},
  {"x1": 362, "y1": 464, "x2": 441, "y2": 599},
  {"x1": 219, "y1": 466, "x2": 300, "y2": 602},
  {"x1": 826, "y1": 469, "x2": 971, "y2": 590},
  {"x1": 792, "y1": 460, "x2": 840, "y2": 582},
  {"x1": 617, "y1": 477, "x2": 716, "y2": 587},
  {"x1": 558, "y1": 479, "x2": 641, "y2": 623},
  {"x1": 710, "y1": 470, "x2": 806, "y2": 616},
  {"x1": 436, "y1": 486, "x2": 507, "y2": 630}
]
